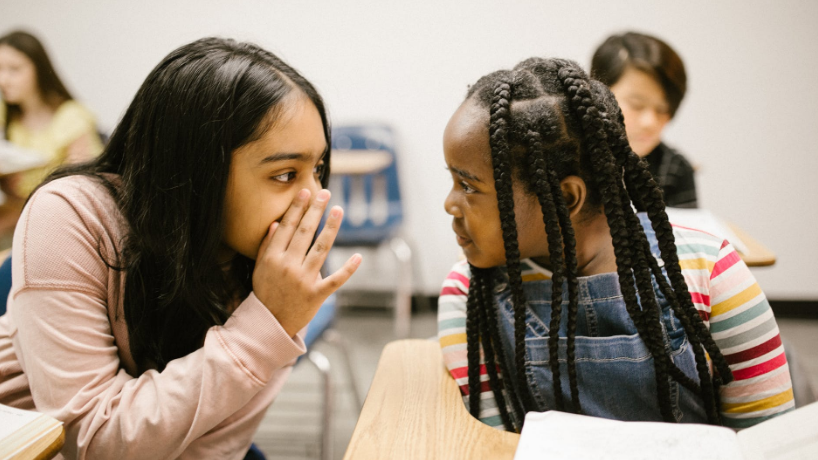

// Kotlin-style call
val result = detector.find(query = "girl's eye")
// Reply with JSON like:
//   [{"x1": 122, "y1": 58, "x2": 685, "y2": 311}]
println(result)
[
  {"x1": 272, "y1": 172, "x2": 296, "y2": 183},
  {"x1": 313, "y1": 163, "x2": 326, "y2": 177},
  {"x1": 459, "y1": 180, "x2": 476, "y2": 194}
]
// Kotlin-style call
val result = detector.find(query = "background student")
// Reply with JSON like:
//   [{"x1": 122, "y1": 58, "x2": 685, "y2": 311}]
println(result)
[
  {"x1": 591, "y1": 31, "x2": 697, "y2": 208},
  {"x1": 0, "y1": 30, "x2": 103, "y2": 242},
  {"x1": 438, "y1": 57, "x2": 793, "y2": 431},
  {"x1": 0, "y1": 37, "x2": 360, "y2": 459}
]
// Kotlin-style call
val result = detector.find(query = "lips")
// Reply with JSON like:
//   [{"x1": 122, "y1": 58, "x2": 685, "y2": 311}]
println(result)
[{"x1": 452, "y1": 224, "x2": 472, "y2": 247}]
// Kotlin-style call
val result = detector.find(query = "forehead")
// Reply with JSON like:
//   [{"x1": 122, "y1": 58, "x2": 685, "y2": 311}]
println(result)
[
  {"x1": 248, "y1": 94, "x2": 326, "y2": 155},
  {"x1": 614, "y1": 66, "x2": 667, "y2": 102},
  {"x1": 0, "y1": 44, "x2": 30, "y2": 64},
  {"x1": 443, "y1": 100, "x2": 491, "y2": 165}
]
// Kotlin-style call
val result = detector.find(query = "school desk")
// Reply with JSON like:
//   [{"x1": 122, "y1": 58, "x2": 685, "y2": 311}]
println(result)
[
  {"x1": 726, "y1": 222, "x2": 776, "y2": 267},
  {"x1": 343, "y1": 339, "x2": 520, "y2": 460}
]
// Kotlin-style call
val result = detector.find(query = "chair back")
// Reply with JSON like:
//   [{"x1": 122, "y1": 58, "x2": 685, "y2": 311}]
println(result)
[{"x1": 329, "y1": 125, "x2": 403, "y2": 245}]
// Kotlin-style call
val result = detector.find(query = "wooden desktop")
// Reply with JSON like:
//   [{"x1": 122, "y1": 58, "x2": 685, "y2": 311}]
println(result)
[{"x1": 343, "y1": 339, "x2": 519, "y2": 460}]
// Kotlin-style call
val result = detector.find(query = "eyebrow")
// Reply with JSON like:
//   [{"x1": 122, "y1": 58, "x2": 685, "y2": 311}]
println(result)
[
  {"x1": 259, "y1": 152, "x2": 315, "y2": 165},
  {"x1": 448, "y1": 166, "x2": 483, "y2": 183}
]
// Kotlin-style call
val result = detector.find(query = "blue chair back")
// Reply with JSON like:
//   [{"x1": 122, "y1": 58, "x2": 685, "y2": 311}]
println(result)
[
  {"x1": 330, "y1": 125, "x2": 403, "y2": 245},
  {"x1": 0, "y1": 255, "x2": 11, "y2": 316}
]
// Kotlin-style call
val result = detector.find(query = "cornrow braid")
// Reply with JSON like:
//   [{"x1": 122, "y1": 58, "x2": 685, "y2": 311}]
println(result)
[{"x1": 488, "y1": 80, "x2": 537, "y2": 414}]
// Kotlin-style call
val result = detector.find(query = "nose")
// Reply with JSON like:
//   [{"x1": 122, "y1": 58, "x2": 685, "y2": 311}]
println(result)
[
  {"x1": 444, "y1": 188, "x2": 461, "y2": 217},
  {"x1": 304, "y1": 173, "x2": 322, "y2": 198}
]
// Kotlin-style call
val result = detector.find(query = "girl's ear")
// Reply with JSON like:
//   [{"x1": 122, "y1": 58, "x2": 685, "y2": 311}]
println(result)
[{"x1": 560, "y1": 176, "x2": 588, "y2": 218}]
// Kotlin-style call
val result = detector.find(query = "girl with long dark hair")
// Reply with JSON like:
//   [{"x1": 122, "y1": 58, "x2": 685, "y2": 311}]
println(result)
[
  {"x1": 0, "y1": 37, "x2": 360, "y2": 459},
  {"x1": 438, "y1": 57, "x2": 793, "y2": 432}
]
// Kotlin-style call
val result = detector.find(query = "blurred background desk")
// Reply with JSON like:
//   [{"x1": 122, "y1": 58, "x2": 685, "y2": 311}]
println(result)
[
  {"x1": 343, "y1": 339, "x2": 519, "y2": 460},
  {"x1": 727, "y1": 222, "x2": 776, "y2": 267}
]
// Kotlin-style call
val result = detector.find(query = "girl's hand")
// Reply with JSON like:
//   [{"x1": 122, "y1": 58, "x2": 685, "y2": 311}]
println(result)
[{"x1": 252, "y1": 188, "x2": 361, "y2": 337}]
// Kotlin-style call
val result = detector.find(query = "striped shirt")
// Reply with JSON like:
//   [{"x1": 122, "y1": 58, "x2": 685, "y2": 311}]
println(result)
[{"x1": 438, "y1": 224, "x2": 793, "y2": 430}]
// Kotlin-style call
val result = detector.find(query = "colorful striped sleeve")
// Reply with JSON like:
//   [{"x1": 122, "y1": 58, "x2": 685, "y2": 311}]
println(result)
[
  {"x1": 438, "y1": 261, "x2": 506, "y2": 429},
  {"x1": 678, "y1": 230, "x2": 795, "y2": 429}
]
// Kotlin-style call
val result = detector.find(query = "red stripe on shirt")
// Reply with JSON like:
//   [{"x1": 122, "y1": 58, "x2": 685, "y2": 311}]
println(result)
[
  {"x1": 460, "y1": 379, "x2": 493, "y2": 395},
  {"x1": 446, "y1": 270, "x2": 470, "y2": 286},
  {"x1": 689, "y1": 291, "x2": 710, "y2": 307},
  {"x1": 731, "y1": 352, "x2": 787, "y2": 380},
  {"x1": 451, "y1": 364, "x2": 487, "y2": 380},
  {"x1": 711, "y1": 250, "x2": 741, "y2": 279},
  {"x1": 723, "y1": 335, "x2": 782, "y2": 366},
  {"x1": 440, "y1": 286, "x2": 467, "y2": 297}
]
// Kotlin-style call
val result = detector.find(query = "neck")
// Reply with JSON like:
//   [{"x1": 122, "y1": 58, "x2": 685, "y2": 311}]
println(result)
[
  {"x1": 574, "y1": 209, "x2": 617, "y2": 276},
  {"x1": 18, "y1": 94, "x2": 56, "y2": 130}
]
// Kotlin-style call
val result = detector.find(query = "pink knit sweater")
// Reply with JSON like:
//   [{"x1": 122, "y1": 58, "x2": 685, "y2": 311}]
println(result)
[{"x1": 0, "y1": 175, "x2": 307, "y2": 459}]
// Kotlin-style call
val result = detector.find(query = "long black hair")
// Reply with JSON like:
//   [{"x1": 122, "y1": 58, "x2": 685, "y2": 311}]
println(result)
[
  {"x1": 40, "y1": 37, "x2": 331, "y2": 373},
  {"x1": 0, "y1": 30, "x2": 74, "y2": 138},
  {"x1": 462, "y1": 57, "x2": 731, "y2": 432}
]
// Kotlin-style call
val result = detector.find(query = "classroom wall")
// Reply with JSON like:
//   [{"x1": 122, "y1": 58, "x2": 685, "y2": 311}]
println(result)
[{"x1": 3, "y1": 0, "x2": 816, "y2": 299}]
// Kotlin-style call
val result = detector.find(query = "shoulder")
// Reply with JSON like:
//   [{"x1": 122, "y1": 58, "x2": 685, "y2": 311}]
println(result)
[
  {"x1": 440, "y1": 260, "x2": 471, "y2": 297},
  {"x1": 659, "y1": 143, "x2": 695, "y2": 171},
  {"x1": 671, "y1": 224, "x2": 725, "y2": 260},
  {"x1": 16, "y1": 175, "x2": 124, "y2": 289},
  {"x1": 49, "y1": 101, "x2": 97, "y2": 138},
  {"x1": 53, "y1": 100, "x2": 95, "y2": 124}
]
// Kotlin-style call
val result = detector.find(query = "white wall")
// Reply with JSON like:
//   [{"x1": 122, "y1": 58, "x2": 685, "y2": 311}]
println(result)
[{"x1": 3, "y1": 0, "x2": 817, "y2": 299}]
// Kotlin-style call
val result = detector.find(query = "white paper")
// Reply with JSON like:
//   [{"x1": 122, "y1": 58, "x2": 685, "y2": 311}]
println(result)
[
  {"x1": 0, "y1": 140, "x2": 50, "y2": 175},
  {"x1": 514, "y1": 411, "x2": 745, "y2": 460},
  {"x1": 737, "y1": 402, "x2": 818, "y2": 460},
  {"x1": 0, "y1": 404, "x2": 41, "y2": 440}
]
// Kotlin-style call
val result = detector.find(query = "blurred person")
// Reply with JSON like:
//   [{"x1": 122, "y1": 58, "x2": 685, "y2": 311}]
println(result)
[
  {"x1": 0, "y1": 30, "x2": 103, "y2": 242},
  {"x1": 591, "y1": 32, "x2": 697, "y2": 208}
]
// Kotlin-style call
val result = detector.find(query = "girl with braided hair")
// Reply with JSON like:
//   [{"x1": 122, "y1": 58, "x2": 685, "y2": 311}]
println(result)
[{"x1": 438, "y1": 57, "x2": 793, "y2": 433}]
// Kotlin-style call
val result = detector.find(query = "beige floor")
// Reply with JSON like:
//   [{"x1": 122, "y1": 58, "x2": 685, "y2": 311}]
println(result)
[{"x1": 254, "y1": 308, "x2": 818, "y2": 460}]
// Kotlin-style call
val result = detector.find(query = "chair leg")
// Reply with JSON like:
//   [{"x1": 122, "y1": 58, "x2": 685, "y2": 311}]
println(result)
[
  {"x1": 389, "y1": 236, "x2": 412, "y2": 338},
  {"x1": 323, "y1": 329, "x2": 363, "y2": 412},
  {"x1": 306, "y1": 350, "x2": 333, "y2": 460}
]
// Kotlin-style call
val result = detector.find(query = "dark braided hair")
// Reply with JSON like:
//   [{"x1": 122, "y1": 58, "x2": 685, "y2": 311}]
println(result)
[{"x1": 461, "y1": 57, "x2": 732, "y2": 431}]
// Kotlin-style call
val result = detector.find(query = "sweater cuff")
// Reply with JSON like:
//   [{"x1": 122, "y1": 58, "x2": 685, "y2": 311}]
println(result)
[{"x1": 216, "y1": 293, "x2": 307, "y2": 384}]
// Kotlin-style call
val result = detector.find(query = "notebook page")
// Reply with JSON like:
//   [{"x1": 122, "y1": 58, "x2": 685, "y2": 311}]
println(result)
[
  {"x1": 737, "y1": 402, "x2": 818, "y2": 460},
  {"x1": 514, "y1": 411, "x2": 745, "y2": 460},
  {"x1": 0, "y1": 404, "x2": 41, "y2": 440}
]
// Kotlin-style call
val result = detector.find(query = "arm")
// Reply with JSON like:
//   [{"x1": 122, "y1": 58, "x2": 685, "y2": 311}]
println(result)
[
  {"x1": 438, "y1": 262, "x2": 505, "y2": 429},
  {"x1": 707, "y1": 241, "x2": 794, "y2": 429},
  {"x1": 9, "y1": 182, "x2": 306, "y2": 459}
]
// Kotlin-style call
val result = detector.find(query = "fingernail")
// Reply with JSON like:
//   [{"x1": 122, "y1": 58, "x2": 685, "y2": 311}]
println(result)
[
  {"x1": 316, "y1": 190, "x2": 330, "y2": 202},
  {"x1": 298, "y1": 189, "x2": 310, "y2": 200},
  {"x1": 330, "y1": 207, "x2": 341, "y2": 218},
  {"x1": 351, "y1": 254, "x2": 362, "y2": 265}
]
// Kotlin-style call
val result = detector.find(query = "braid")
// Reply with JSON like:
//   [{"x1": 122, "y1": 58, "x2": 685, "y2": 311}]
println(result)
[
  {"x1": 488, "y1": 80, "x2": 537, "y2": 413},
  {"x1": 617, "y1": 138, "x2": 730, "y2": 423},
  {"x1": 526, "y1": 130, "x2": 583, "y2": 413},
  {"x1": 545, "y1": 166, "x2": 582, "y2": 414},
  {"x1": 600, "y1": 80, "x2": 730, "y2": 423},
  {"x1": 466, "y1": 271, "x2": 484, "y2": 418},
  {"x1": 556, "y1": 63, "x2": 683, "y2": 421},
  {"x1": 459, "y1": 57, "x2": 733, "y2": 428},
  {"x1": 475, "y1": 268, "x2": 519, "y2": 432}
]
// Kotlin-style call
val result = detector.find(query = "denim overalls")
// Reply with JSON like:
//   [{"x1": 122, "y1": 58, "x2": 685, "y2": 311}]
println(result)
[{"x1": 494, "y1": 213, "x2": 708, "y2": 423}]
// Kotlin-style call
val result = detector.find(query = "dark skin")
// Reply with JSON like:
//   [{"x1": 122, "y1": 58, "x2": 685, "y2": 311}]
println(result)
[{"x1": 443, "y1": 99, "x2": 617, "y2": 276}]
